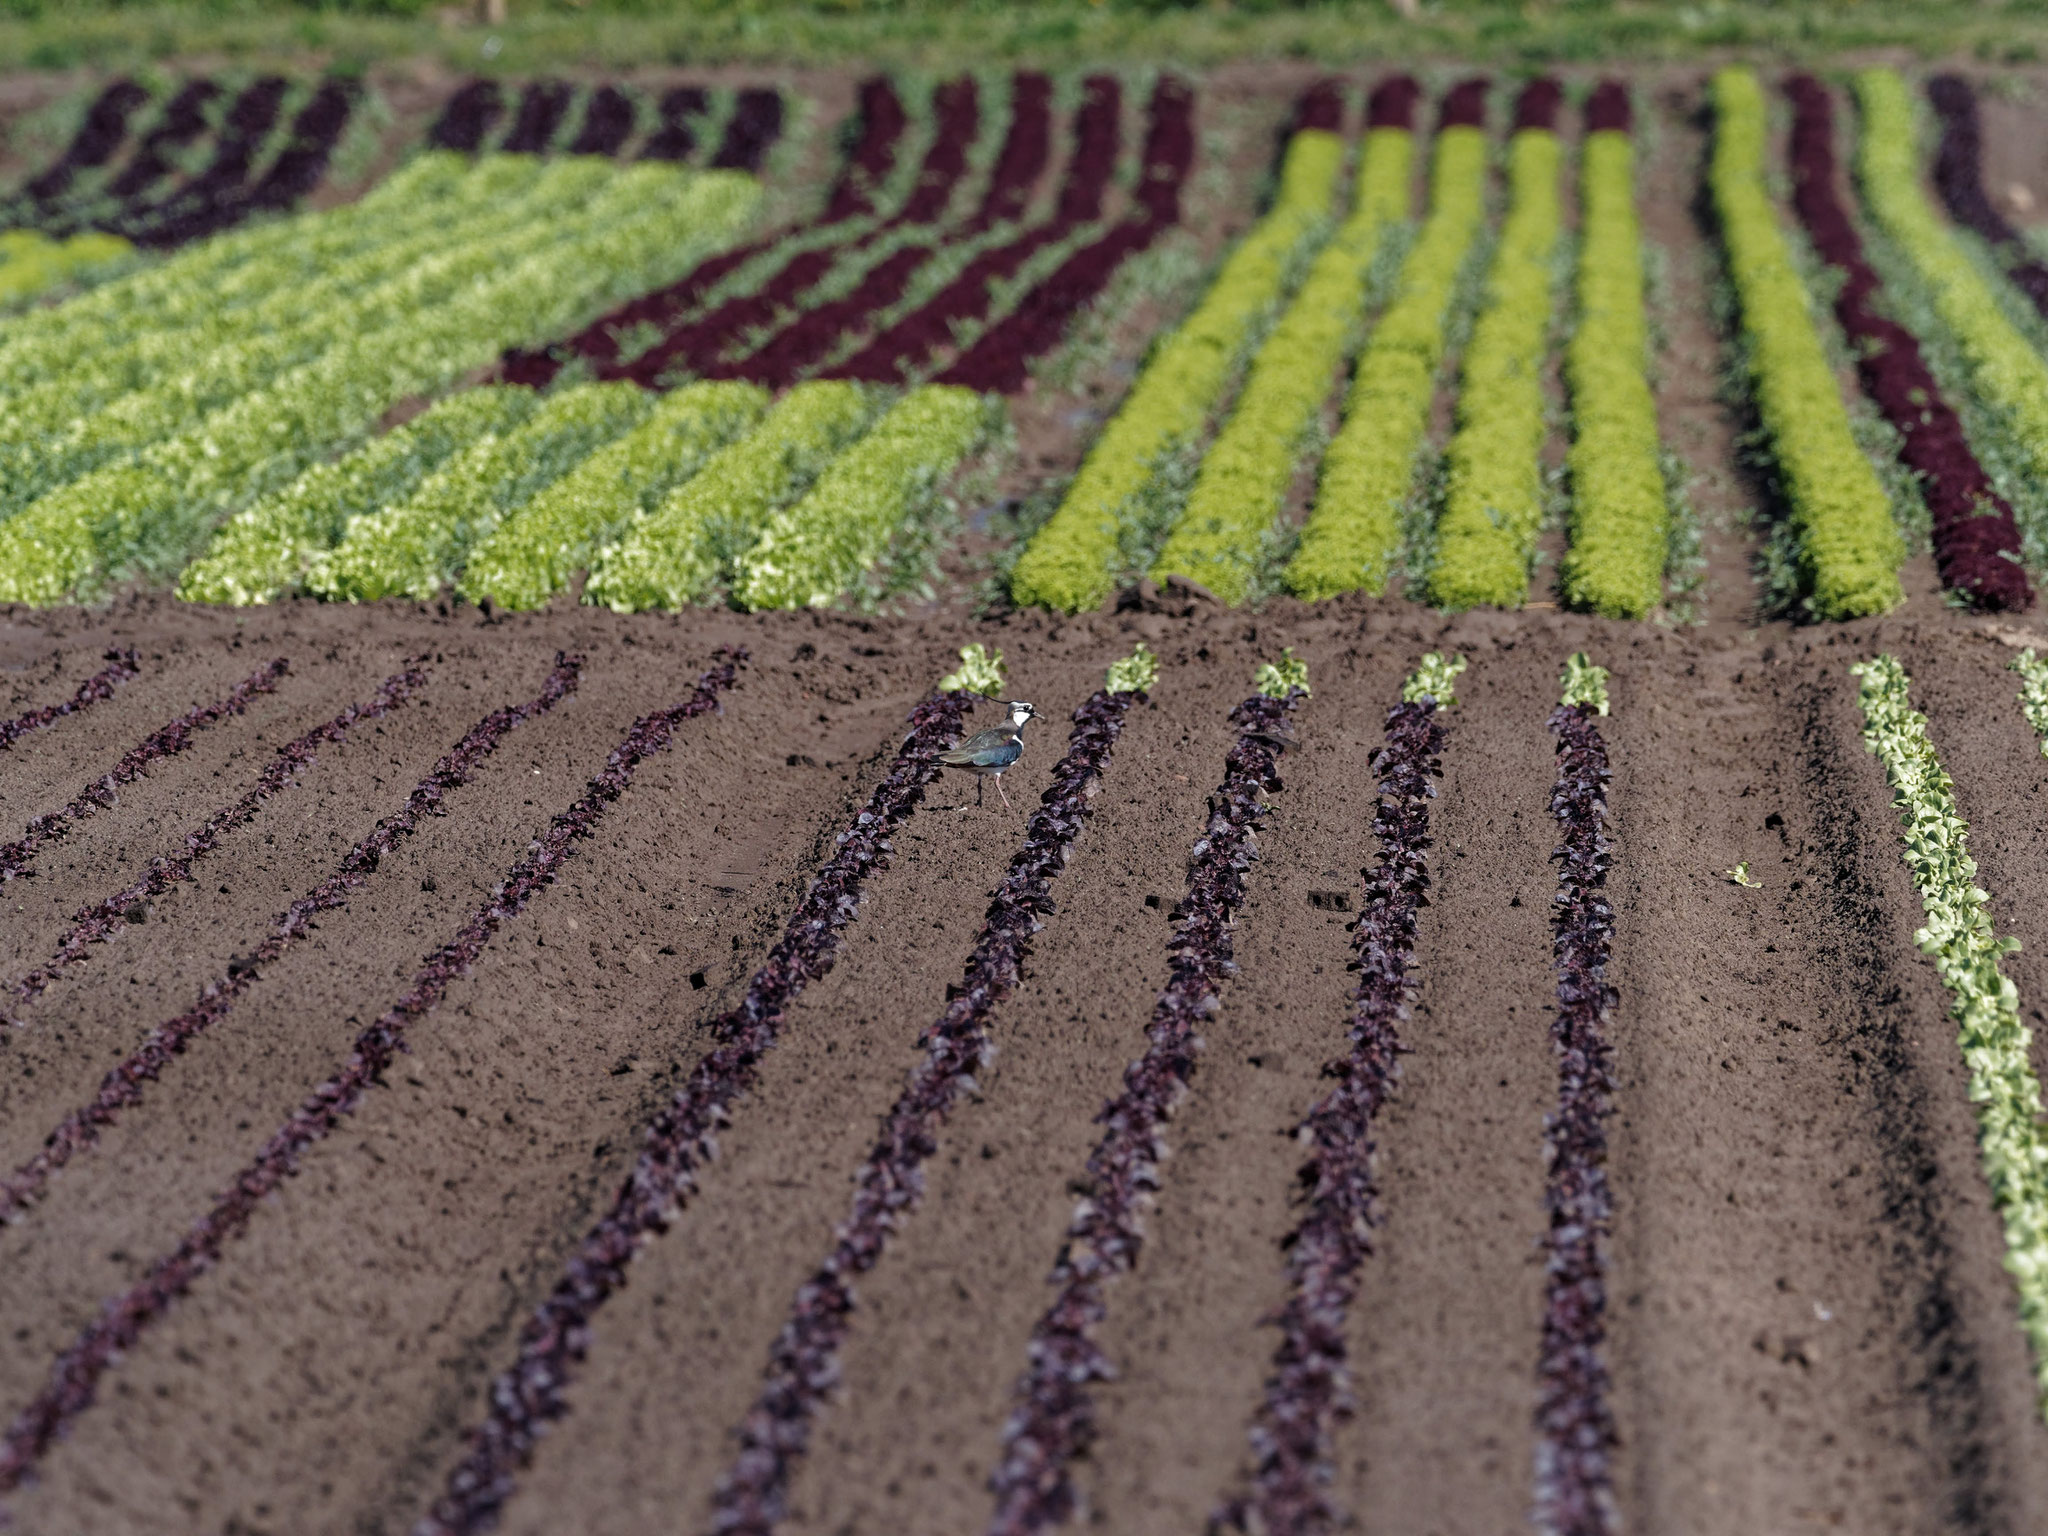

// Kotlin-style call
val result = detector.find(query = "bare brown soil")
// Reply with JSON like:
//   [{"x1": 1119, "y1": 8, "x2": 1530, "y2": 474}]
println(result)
[{"x1": 1, "y1": 593, "x2": 2047, "y2": 1536}]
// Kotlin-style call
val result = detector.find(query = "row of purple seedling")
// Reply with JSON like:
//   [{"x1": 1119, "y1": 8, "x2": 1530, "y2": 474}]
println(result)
[
  {"x1": 0, "y1": 654, "x2": 578, "y2": 1223},
  {"x1": 427, "y1": 76, "x2": 782, "y2": 168},
  {"x1": 1786, "y1": 74, "x2": 2032, "y2": 611},
  {"x1": 0, "y1": 650, "x2": 741, "y2": 1497},
  {"x1": 1533, "y1": 701, "x2": 1621, "y2": 1536},
  {"x1": 417, "y1": 684, "x2": 979, "y2": 1534},
  {"x1": 985, "y1": 685, "x2": 1302, "y2": 1534},
  {"x1": 0, "y1": 657, "x2": 287, "y2": 885},
  {"x1": 0, "y1": 648, "x2": 138, "y2": 753},
  {"x1": 1210, "y1": 693, "x2": 1445, "y2": 1536},
  {"x1": 9, "y1": 662, "x2": 424, "y2": 1008}
]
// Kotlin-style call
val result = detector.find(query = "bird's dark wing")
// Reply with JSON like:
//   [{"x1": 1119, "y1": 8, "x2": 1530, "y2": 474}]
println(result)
[{"x1": 940, "y1": 728, "x2": 1022, "y2": 768}]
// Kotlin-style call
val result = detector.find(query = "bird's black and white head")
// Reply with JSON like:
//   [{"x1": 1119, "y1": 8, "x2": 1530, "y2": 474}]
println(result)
[{"x1": 1004, "y1": 701, "x2": 1037, "y2": 729}]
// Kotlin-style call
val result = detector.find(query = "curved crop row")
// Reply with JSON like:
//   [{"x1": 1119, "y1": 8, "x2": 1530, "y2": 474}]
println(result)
[
  {"x1": 1150, "y1": 77, "x2": 1418, "y2": 604},
  {"x1": 1285, "y1": 82, "x2": 1490, "y2": 602},
  {"x1": 458, "y1": 381, "x2": 770, "y2": 611},
  {"x1": 0, "y1": 162, "x2": 757, "y2": 604},
  {"x1": 178, "y1": 385, "x2": 542, "y2": 606},
  {"x1": 0, "y1": 655, "x2": 579, "y2": 1219},
  {"x1": 1926, "y1": 75, "x2": 2048, "y2": 321},
  {"x1": 4, "y1": 77, "x2": 148, "y2": 220},
  {"x1": 415, "y1": 663, "x2": 993, "y2": 1535},
  {"x1": 989, "y1": 663, "x2": 1306, "y2": 1534},
  {"x1": 1792, "y1": 73, "x2": 2030, "y2": 610},
  {"x1": 308, "y1": 382, "x2": 655, "y2": 603},
  {"x1": 1559, "y1": 83, "x2": 1671, "y2": 620},
  {"x1": 0, "y1": 229, "x2": 132, "y2": 306},
  {"x1": 1427, "y1": 80, "x2": 1564, "y2": 610},
  {"x1": 1709, "y1": 67, "x2": 1902, "y2": 620},
  {"x1": 1010, "y1": 104, "x2": 1346, "y2": 612},
  {"x1": 1211, "y1": 651, "x2": 1458, "y2": 1536},
  {"x1": 0, "y1": 651, "x2": 743, "y2": 1496},
  {"x1": 585, "y1": 379, "x2": 881, "y2": 611},
  {"x1": 735, "y1": 384, "x2": 993, "y2": 609},
  {"x1": 1855, "y1": 654, "x2": 2048, "y2": 1417},
  {"x1": 1857, "y1": 71, "x2": 2048, "y2": 558}
]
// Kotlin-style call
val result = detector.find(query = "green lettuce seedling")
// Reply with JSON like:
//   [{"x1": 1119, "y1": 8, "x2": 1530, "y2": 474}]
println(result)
[
  {"x1": 1403, "y1": 651, "x2": 1467, "y2": 707},
  {"x1": 1105, "y1": 643, "x2": 1159, "y2": 696},
  {"x1": 939, "y1": 643, "x2": 1006, "y2": 697},
  {"x1": 1560, "y1": 651, "x2": 1610, "y2": 714},
  {"x1": 1255, "y1": 647, "x2": 1311, "y2": 700}
]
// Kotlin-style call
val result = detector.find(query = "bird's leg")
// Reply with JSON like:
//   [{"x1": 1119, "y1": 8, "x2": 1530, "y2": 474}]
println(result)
[
  {"x1": 996, "y1": 774, "x2": 1012, "y2": 812},
  {"x1": 976, "y1": 777, "x2": 985, "y2": 808}
]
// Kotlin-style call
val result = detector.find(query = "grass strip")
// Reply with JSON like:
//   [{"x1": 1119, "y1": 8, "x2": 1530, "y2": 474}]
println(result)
[
  {"x1": 308, "y1": 382, "x2": 655, "y2": 603},
  {"x1": 0, "y1": 657, "x2": 285, "y2": 885},
  {"x1": 1427, "y1": 80, "x2": 1564, "y2": 610},
  {"x1": 0, "y1": 651, "x2": 741, "y2": 1495},
  {"x1": 1285, "y1": 81, "x2": 1490, "y2": 602},
  {"x1": 177, "y1": 385, "x2": 542, "y2": 606},
  {"x1": 1151, "y1": 77, "x2": 1417, "y2": 604},
  {"x1": 457, "y1": 381, "x2": 769, "y2": 611},
  {"x1": 1708, "y1": 66, "x2": 1902, "y2": 620},
  {"x1": 584, "y1": 379, "x2": 880, "y2": 611},
  {"x1": 1210, "y1": 653, "x2": 1456, "y2": 1536},
  {"x1": 734, "y1": 383, "x2": 993, "y2": 609},
  {"x1": 1856, "y1": 653, "x2": 2048, "y2": 1418},
  {"x1": 1009, "y1": 106, "x2": 1346, "y2": 612},
  {"x1": 1559, "y1": 83, "x2": 1671, "y2": 620}
]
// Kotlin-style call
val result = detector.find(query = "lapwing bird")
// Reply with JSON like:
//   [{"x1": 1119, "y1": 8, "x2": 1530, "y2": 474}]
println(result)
[{"x1": 939, "y1": 700, "x2": 1037, "y2": 810}]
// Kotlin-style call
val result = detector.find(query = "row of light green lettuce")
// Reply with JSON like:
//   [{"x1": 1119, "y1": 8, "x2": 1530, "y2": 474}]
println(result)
[
  {"x1": 180, "y1": 378, "x2": 994, "y2": 612},
  {"x1": 1149, "y1": 123, "x2": 1414, "y2": 604},
  {"x1": 1857, "y1": 653, "x2": 2048, "y2": 1417},
  {"x1": 1557, "y1": 129, "x2": 1668, "y2": 620},
  {"x1": 1710, "y1": 67, "x2": 1904, "y2": 620},
  {"x1": 1425, "y1": 123, "x2": 1562, "y2": 609},
  {"x1": 0, "y1": 156, "x2": 759, "y2": 605},
  {"x1": 1006, "y1": 125, "x2": 1348, "y2": 613}
]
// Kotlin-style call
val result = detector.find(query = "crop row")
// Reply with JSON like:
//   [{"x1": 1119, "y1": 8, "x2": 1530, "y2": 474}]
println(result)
[
  {"x1": 1788, "y1": 74, "x2": 2031, "y2": 611},
  {"x1": 183, "y1": 373, "x2": 994, "y2": 612},
  {"x1": 1926, "y1": 75, "x2": 2048, "y2": 322},
  {"x1": 0, "y1": 657, "x2": 286, "y2": 883},
  {"x1": 0, "y1": 648, "x2": 137, "y2": 752},
  {"x1": 1148, "y1": 77, "x2": 1417, "y2": 604},
  {"x1": 1212, "y1": 651, "x2": 1459, "y2": 1535},
  {"x1": 0, "y1": 655, "x2": 579, "y2": 1222},
  {"x1": 9, "y1": 663, "x2": 421, "y2": 1007},
  {"x1": 1010, "y1": 83, "x2": 1352, "y2": 612},
  {"x1": 426, "y1": 75, "x2": 782, "y2": 168},
  {"x1": 1709, "y1": 67, "x2": 1904, "y2": 620},
  {"x1": 1855, "y1": 70, "x2": 2048, "y2": 588},
  {"x1": 1426, "y1": 79, "x2": 1564, "y2": 610},
  {"x1": 989, "y1": 663, "x2": 1305, "y2": 1533},
  {"x1": 0, "y1": 652, "x2": 742, "y2": 1494},
  {"x1": 1856, "y1": 655, "x2": 2048, "y2": 1414},
  {"x1": 1286, "y1": 78, "x2": 1489, "y2": 604},
  {"x1": 5, "y1": 74, "x2": 363, "y2": 255},
  {"x1": 0, "y1": 154, "x2": 759, "y2": 605},
  {"x1": 1558, "y1": 84, "x2": 1670, "y2": 620}
]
